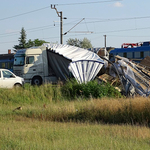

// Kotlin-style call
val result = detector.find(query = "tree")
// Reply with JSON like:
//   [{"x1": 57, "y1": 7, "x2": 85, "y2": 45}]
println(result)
[
  {"x1": 67, "y1": 38, "x2": 81, "y2": 47},
  {"x1": 80, "y1": 38, "x2": 92, "y2": 49},
  {"x1": 26, "y1": 39, "x2": 34, "y2": 48},
  {"x1": 66, "y1": 37, "x2": 92, "y2": 49},
  {"x1": 14, "y1": 27, "x2": 27, "y2": 50},
  {"x1": 26, "y1": 39, "x2": 48, "y2": 47},
  {"x1": 13, "y1": 27, "x2": 49, "y2": 51},
  {"x1": 33, "y1": 39, "x2": 48, "y2": 46}
]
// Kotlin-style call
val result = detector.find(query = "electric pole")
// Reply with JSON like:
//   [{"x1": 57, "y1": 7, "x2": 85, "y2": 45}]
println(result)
[
  {"x1": 104, "y1": 35, "x2": 106, "y2": 49},
  {"x1": 103, "y1": 35, "x2": 109, "y2": 59},
  {"x1": 60, "y1": 11, "x2": 63, "y2": 44},
  {"x1": 51, "y1": 5, "x2": 67, "y2": 44}
]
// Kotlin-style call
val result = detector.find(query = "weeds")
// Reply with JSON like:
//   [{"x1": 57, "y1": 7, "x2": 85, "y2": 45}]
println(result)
[
  {"x1": 61, "y1": 78, "x2": 122, "y2": 99},
  {"x1": 0, "y1": 80, "x2": 150, "y2": 125},
  {"x1": 1, "y1": 81, "x2": 150, "y2": 149}
]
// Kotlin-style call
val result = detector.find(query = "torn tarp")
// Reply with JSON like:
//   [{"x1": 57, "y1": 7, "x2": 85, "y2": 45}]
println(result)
[
  {"x1": 43, "y1": 44, "x2": 104, "y2": 83},
  {"x1": 69, "y1": 60, "x2": 103, "y2": 83}
]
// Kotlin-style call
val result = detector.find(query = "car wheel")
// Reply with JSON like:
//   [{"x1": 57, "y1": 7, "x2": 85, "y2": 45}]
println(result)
[
  {"x1": 32, "y1": 77, "x2": 42, "y2": 85},
  {"x1": 14, "y1": 83, "x2": 22, "y2": 88}
]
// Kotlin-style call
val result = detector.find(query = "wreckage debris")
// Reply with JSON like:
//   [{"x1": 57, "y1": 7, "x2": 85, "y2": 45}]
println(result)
[{"x1": 98, "y1": 55, "x2": 150, "y2": 97}]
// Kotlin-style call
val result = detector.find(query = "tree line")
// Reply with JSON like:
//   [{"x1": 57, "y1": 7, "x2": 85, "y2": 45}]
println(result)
[{"x1": 14, "y1": 27, "x2": 93, "y2": 51}]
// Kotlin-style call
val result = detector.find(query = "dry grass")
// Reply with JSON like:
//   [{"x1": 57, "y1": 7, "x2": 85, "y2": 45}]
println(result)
[
  {"x1": 0, "y1": 118, "x2": 150, "y2": 150},
  {"x1": 1, "y1": 96, "x2": 149, "y2": 126},
  {"x1": 1, "y1": 84, "x2": 150, "y2": 149}
]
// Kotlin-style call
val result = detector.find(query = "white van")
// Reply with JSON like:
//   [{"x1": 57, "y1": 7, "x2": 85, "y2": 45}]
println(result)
[{"x1": 0, "y1": 69, "x2": 24, "y2": 88}]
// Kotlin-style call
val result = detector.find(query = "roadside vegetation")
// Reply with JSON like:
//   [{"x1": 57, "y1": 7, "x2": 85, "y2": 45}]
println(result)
[{"x1": 0, "y1": 79, "x2": 150, "y2": 149}]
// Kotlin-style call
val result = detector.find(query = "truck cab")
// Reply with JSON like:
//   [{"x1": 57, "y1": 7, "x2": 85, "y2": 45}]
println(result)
[{"x1": 13, "y1": 46, "x2": 57, "y2": 85}]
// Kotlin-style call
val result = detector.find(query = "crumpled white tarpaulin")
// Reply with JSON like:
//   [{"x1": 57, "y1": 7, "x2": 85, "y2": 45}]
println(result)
[{"x1": 43, "y1": 44, "x2": 104, "y2": 83}]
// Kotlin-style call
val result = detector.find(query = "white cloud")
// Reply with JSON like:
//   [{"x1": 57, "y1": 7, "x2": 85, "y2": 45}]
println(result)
[{"x1": 113, "y1": 2, "x2": 123, "y2": 7}]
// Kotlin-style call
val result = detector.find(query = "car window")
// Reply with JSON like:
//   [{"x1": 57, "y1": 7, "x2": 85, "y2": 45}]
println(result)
[
  {"x1": 2, "y1": 70, "x2": 14, "y2": 78},
  {"x1": 14, "y1": 56, "x2": 25, "y2": 66},
  {"x1": 26, "y1": 56, "x2": 34, "y2": 64}
]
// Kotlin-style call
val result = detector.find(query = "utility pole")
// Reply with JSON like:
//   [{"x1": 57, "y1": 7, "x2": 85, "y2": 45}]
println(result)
[
  {"x1": 103, "y1": 35, "x2": 109, "y2": 59},
  {"x1": 51, "y1": 5, "x2": 67, "y2": 44},
  {"x1": 104, "y1": 35, "x2": 106, "y2": 49},
  {"x1": 60, "y1": 11, "x2": 63, "y2": 44}
]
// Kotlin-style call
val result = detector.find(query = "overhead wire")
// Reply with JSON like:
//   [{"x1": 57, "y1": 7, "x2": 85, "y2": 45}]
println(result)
[
  {"x1": 54, "y1": 0, "x2": 122, "y2": 6},
  {"x1": 0, "y1": 0, "x2": 122, "y2": 21},
  {"x1": 1, "y1": 1, "x2": 150, "y2": 45},
  {"x1": 0, "y1": 1, "x2": 148, "y2": 27},
  {"x1": 84, "y1": 19, "x2": 90, "y2": 33},
  {"x1": 0, "y1": 6, "x2": 50, "y2": 21},
  {"x1": 0, "y1": 1, "x2": 150, "y2": 37},
  {"x1": 75, "y1": 16, "x2": 150, "y2": 24},
  {"x1": 108, "y1": 35, "x2": 150, "y2": 37},
  {"x1": 2, "y1": 26, "x2": 150, "y2": 45},
  {"x1": 2, "y1": 14, "x2": 150, "y2": 38},
  {"x1": 95, "y1": 26, "x2": 150, "y2": 34},
  {"x1": 1, "y1": 23, "x2": 150, "y2": 43},
  {"x1": 1, "y1": 20, "x2": 150, "y2": 39}
]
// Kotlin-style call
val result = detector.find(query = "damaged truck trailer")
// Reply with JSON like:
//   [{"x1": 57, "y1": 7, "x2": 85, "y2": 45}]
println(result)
[{"x1": 13, "y1": 44, "x2": 104, "y2": 85}]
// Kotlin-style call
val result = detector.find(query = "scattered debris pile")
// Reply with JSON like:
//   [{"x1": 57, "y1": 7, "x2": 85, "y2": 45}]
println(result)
[
  {"x1": 140, "y1": 56, "x2": 150, "y2": 68},
  {"x1": 98, "y1": 55, "x2": 150, "y2": 97},
  {"x1": 136, "y1": 56, "x2": 150, "y2": 76}
]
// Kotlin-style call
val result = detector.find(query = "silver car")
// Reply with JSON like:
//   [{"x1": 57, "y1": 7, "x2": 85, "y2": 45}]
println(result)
[{"x1": 0, "y1": 69, "x2": 24, "y2": 88}]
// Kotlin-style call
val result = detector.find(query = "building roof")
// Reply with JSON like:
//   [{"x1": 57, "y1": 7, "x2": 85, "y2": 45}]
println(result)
[{"x1": 0, "y1": 53, "x2": 14, "y2": 60}]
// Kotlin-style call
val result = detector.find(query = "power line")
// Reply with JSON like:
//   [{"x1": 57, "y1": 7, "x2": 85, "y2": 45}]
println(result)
[
  {"x1": 2, "y1": 27, "x2": 150, "y2": 45},
  {"x1": 0, "y1": 6, "x2": 50, "y2": 21},
  {"x1": 79, "y1": 16, "x2": 150, "y2": 25},
  {"x1": 1, "y1": 23, "x2": 150, "y2": 39},
  {"x1": 0, "y1": 3, "x2": 149, "y2": 27},
  {"x1": 96, "y1": 26, "x2": 150, "y2": 34},
  {"x1": 54, "y1": 0, "x2": 122, "y2": 6},
  {"x1": 0, "y1": 20, "x2": 80, "y2": 38},
  {"x1": 0, "y1": 24, "x2": 57, "y2": 38},
  {"x1": 63, "y1": 26, "x2": 150, "y2": 38},
  {"x1": 1, "y1": 14, "x2": 150, "y2": 41},
  {"x1": 107, "y1": 35, "x2": 150, "y2": 38},
  {"x1": 0, "y1": 1, "x2": 122, "y2": 22},
  {"x1": 1, "y1": 17, "x2": 150, "y2": 39}
]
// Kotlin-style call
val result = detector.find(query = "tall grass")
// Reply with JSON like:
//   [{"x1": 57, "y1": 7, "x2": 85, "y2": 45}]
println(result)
[
  {"x1": 0, "y1": 80, "x2": 150, "y2": 125},
  {"x1": 0, "y1": 79, "x2": 122, "y2": 105},
  {"x1": 1, "y1": 80, "x2": 150, "y2": 149},
  {"x1": 1, "y1": 120, "x2": 150, "y2": 150},
  {"x1": 9, "y1": 97, "x2": 150, "y2": 126},
  {"x1": 0, "y1": 83, "x2": 150, "y2": 125}
]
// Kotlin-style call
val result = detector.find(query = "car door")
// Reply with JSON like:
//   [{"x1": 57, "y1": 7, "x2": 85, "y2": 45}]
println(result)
[
  {"x1": 24, "y1": 56, "x2": 36, "y2": 79},
  {"x1": 1, "y1": 70, "x2": 15, "y2": 88}
]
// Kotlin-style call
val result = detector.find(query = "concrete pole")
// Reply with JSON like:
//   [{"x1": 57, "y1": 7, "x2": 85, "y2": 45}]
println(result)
[
  {"x1": 104, "y1": 35, "x2": 106, "y2": 48},
  {"x1": 60, "y1": 11, "x2": 63, "y2": 44}
]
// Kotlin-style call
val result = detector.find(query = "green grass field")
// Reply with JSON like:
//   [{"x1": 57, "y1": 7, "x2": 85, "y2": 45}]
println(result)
[
  {"x1": 1, "y1": 119, "x2": 150, "y2": 150},
  {"x1": 0, "y1": 82, "x2": 150, "y2": 149}
]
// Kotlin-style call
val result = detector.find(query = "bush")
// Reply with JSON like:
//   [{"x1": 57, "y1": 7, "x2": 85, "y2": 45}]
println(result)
[
  {"x1": 0, "y1": 79, "x2": 122, "y2": 106},
  {"x1": 61, "y1": 79, "x2": 122, "y2": 100}
]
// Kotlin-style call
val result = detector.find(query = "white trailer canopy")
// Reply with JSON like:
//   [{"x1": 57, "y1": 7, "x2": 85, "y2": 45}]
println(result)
[{"x1": 43, "y1": 44, "x2": 104, "y2": 83}]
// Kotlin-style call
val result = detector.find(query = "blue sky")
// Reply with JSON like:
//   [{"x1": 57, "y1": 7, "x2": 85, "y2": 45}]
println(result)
[{"x1": 0, "y1": 0, "x2": 150, "y2": 54}]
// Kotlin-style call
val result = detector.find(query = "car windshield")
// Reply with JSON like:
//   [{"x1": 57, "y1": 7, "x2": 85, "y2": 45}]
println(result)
[
  {"x1": 14, "y1": 56, "x2": 25, "y2": 66},
  {"x1": 2, "y1": 70, "x2": 14, "y2": 78}
]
